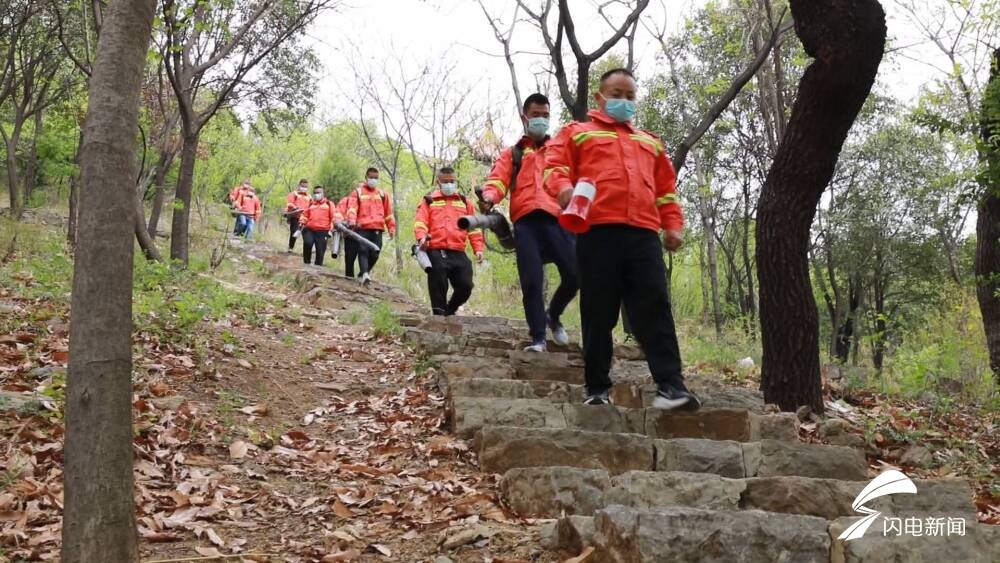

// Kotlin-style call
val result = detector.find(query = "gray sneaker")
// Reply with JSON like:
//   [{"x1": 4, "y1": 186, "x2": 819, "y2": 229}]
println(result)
[
  {"x1": 583, "y1": 391, "x2": 611, "y2": 405},
  {"x1": 651, "y1": 385, "x2": 701, "y2": 411},
  {"x1": 548, "y1": 320, "x2": 570, "y2": 346},
  {"x1": 523, "y1": 340, "x2": 546, "y2": 353}
]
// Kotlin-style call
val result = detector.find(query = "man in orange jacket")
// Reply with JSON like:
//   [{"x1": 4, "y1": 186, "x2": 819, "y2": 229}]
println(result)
[
  {"x1": 234, "y1": 185, "x2": 262, "y2": 241},
  {"x1": 285, "y1": 178, "x2": 312, "y2": 253},
  {"x1": 229, "y1": 178, "x2": 252, "y2": 235},
  {"x1": 481, "y1": 93, "x2": 578, "y2": 353},
  {"x1": 299, "y1": 185, "x2": 336, "y2": 266},
  {"x1": 414, "y1": 167, "x2": 485, "y2": 316},
  {"x1": 544, "y1": 68, "x2": 697, "y2": 411},
  {"x1": 346, "y1": 168, "x2": 396, "y2": 286},
  {"x1": 337, "y1": 195, "x2": 357, "y2": 278}
]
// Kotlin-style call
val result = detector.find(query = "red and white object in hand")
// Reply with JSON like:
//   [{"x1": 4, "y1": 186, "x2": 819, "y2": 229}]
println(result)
[{"x1": 559, "y1": 177, "x2": 596, "y2": 234}]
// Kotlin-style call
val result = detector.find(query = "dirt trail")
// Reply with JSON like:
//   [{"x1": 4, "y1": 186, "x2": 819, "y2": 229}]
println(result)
[
  {"x1": 0, "y1": 238, "x2": 549, "y2": 563},
  {"x1": 135, "y1": 243, "x2": 549, "y2": 562}
]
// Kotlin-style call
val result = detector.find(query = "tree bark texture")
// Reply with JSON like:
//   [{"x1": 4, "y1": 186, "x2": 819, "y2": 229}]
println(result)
[
  {"x1": 755, "y1": 0, "x2": 886, "y2": 412},
  {"x1": 978, "y1": 48, "x2": 1000, "y2": 379},
  {"x1": 61, "y1": 1, "x2": 156, "y2": 561},
  {"x1": 169, "y1": 134, "x2": 198, "y2": 265}
]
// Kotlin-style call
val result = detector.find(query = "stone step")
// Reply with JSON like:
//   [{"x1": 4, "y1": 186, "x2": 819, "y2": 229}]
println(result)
[
  {"x1": 449, "y1": 397, "x2": 797, "y2": 442},
  {"x1": 406, "y1": 325, "x2": 644, "y2": 358},
  {"x1": 439, "y1": 371, "x2": 766, "y2": 412},
  {"x1": 829, "y1": 516, "x2": 997, "y2": 563},
  {"x1": 546, "y1": 510, "x2": 997, "y2": 563},
  {"x1": 594, "y1": 504, "x2": 832, "y2": 562},
  {"x1": 499, "y1": 466, "x2": 977, "y2": 521},
  {"x1": 477, "y1": 426, "x2": 868, "y2": 480}
]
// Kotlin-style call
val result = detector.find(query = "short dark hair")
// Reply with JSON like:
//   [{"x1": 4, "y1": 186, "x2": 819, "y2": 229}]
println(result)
[
  {"x1": 438, "y1": 166, "x2": 455, "y2": 175},
  {"x1": 313, "y1": 185, "x2": 324, "y2": 191},
  {"x1": 522, "y1": 93, "x2": 550, "y2": 114},
  {"x1": 599, "y1": 67, "x2": 635, "y2": 84},
  {"x1": 299, "y1": 178, "x2": 308, "y2": 184},
  {"x1": 366, "y1": 167, "x2": 379, "y2": 175}
]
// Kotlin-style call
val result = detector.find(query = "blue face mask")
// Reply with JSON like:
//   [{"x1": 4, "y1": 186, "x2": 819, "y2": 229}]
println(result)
[
  {"x1": 367, "y1": 178, "x2": 379, "y2": 188},
  {"x1": 440, "y1": 182, "x2": 457, "y2": 196},
  {"x1": 526, "y1": 117, "x2": 549, "y2": 138},
  {"x1": 604, "y1": 98, "x2": 637, "y2": 123},
  {"x1": 313, "y1": 193, "x2": 323, "y2": 201}
]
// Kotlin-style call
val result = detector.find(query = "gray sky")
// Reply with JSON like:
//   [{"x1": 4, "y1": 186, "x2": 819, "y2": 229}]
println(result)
[{"x1": 304, "y1": 0, "x2": 975, "y2": 148}]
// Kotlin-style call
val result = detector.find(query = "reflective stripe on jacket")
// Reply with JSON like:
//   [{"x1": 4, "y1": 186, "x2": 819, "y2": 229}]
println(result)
[
  {"x1": 346, "y1": 183, "x2": 396, "y2": 234},
  {"x1": 414, "y1": 191, "x2": 485, "y2": 253},
  {"x1": 301, "y1": 198, "x2": 335, "y2": 231},
  {"x1": 481, "y1": 136, "x2": 560, "y2": 223},
  {"x1": 542, "y1": 109, "x2": 683, "y2": 233}
]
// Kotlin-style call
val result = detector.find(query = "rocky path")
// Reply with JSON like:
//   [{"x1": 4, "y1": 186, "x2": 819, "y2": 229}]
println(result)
[{"x1": 404, "y1": 315, "x2": 999, "y2": 562}]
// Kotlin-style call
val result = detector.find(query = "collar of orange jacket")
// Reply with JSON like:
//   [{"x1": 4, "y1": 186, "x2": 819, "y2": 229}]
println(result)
[
  {"x1": 587, "y1": 109, "x2": 637, "y2": 131},
  {"x1": 428, "y1": 190, "x2": 465, "y2": 201},
  {"x1": 516, "y1": 134, "x2": 549, "y2": 150}
]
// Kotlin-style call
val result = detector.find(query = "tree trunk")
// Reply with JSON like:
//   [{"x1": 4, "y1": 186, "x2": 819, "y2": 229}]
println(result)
[
  {"x1": 977, "y1": 47, "x2": 1000, "y2": 380},
  {"x1": 147, "y1": 153, "x2": 170, "y2": 238},
  {"x1": 4, "y1": 122, "x2": 23, "y2": 216},
  {"x1": 68, "y1": 130, "x2": 84, "y2": 246},
  {"x1": 170, "y1": 133, "x2": 199, "y2": 266},
  {"x1": 62, "y1": 0, "x2": 156, "y2": 561},
  {"x1": 755, "y1": 0, "x2": 886, "y2": 412},
  {"x1": 696, "y1": 161, "x2": 723, "y2": 337},
  {"x1": 134, "y1": 191, "x2": 161, "y2": 261},
  {"x1": 24, "y1": 110, "x2": 42, "y2": 206}
]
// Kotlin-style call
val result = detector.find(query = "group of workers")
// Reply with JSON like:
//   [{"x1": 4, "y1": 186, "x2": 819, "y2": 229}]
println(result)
[{"x1": 233, "y1": 68, "x2": 699, "y2": 410}]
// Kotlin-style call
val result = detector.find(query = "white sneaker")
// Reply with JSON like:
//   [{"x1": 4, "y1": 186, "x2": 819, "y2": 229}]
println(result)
[
  {"x1": 523, "y1": 341, "x2": 546, "y2": 353},
  {"x1": 549, "y1": 322, "x2": 570, "y2": 346},
  {"x1": 361, "y1": 273, "x2": 372, "y2": 287}
]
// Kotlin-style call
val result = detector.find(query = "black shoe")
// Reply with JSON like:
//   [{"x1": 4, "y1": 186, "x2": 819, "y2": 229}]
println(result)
[
  {"x1": 652, "y1": 385, "x2": 701, "y2": 411},
  {"x1": 583, "y1": 390, "x2": 611, "y2": 405}
]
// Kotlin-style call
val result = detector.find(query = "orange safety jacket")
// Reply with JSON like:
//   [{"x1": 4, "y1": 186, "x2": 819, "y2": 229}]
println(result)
[
  {"x1": 301, "y1": 198, "x2": 336, "y2": 232},
  {"x1": 346, "y1": 183, "x2": 396, "y2": 234},
  {"x1": 235, "y1": 193, "x2": 262, "y2": 221},
  {"x1": 543, "y1": 109, "x2": 683, "y2": 233},
  {"x1": 414, "y1": 191, "x2": 485, "y2": 254},
  {"x1": 229, "y1": 185, "x2": 250, "y2": 204},
  {"x1": 481, "y1": 135, "x2": 561, "y2": 223},
  {"x1": 286, "y1": 191, "x2": 311, "y2": 215}
]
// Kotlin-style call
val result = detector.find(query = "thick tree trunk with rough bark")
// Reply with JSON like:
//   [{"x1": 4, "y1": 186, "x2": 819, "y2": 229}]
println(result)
[
  {"x1": 61, "y1": 0, "x2": 156, "y2": 561},
  {"x1": 755, "y1": 0, "x2": 886, "y2": 412},
  {"x1": 170, "y1": 134, "x2": 199, "y2": 265},
  {"x1": 978, "y1": 48, "x2": 1000, "y2": 380}
]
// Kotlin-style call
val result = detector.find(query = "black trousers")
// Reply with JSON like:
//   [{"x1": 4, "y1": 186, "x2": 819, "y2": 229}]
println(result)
[
  {"x1": 514, "y1": 211, "x2": 579, "y2": 342},
  {"x1": 302, "y1": 229, "x2": 329, "y2": 266},
  {"x1": 288, "y1": 216, "x2": 301, "y2": 250},
  {"x1": 427, "y1": 249, "x2": 474, "y2": 316},
  {"x1": 343, "y1": 237, "x2": 358, "y2": 278},
  {"x1": 577, "y1": 225, "x2": 683, "y2": 394},
  {"x1": 356, "y1": 229, "x2": 383, "y2": 276}
]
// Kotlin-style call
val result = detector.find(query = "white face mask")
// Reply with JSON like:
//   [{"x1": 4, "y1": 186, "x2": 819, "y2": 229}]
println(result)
[
  {"x1": 367, "y1": 178, "x2": 379, "y2": 188},
  {"x1": 298, "y1": 185, "x2": 308, "y2": 193},
  {"x1": 440, "y1": 182, "x2": 457, "y2": 196}
]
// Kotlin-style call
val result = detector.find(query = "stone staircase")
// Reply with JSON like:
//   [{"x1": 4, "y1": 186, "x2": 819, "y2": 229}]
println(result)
[{"x1": 401, "y1": 314, "x2": 998, "y2": 562}]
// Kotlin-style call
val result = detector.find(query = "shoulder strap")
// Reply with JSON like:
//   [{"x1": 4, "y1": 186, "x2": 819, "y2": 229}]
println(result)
[
  {"x1": 509, "y1": 145, "x2": 525, "y2": 194},
  {"x1": 423, "y1": 194, "x2": 434, "y2": 205}
]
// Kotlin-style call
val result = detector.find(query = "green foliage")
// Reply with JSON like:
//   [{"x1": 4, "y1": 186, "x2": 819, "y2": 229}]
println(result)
[
  {"x1": 0, "y1": 217, "x2": 266, "y2": 347},
  {"x1": 370, "y1": 301, "x2": 403, "y2": 339},
  {"x1": 132, "y1": 258, "x2": 266, "y2": 343}
]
